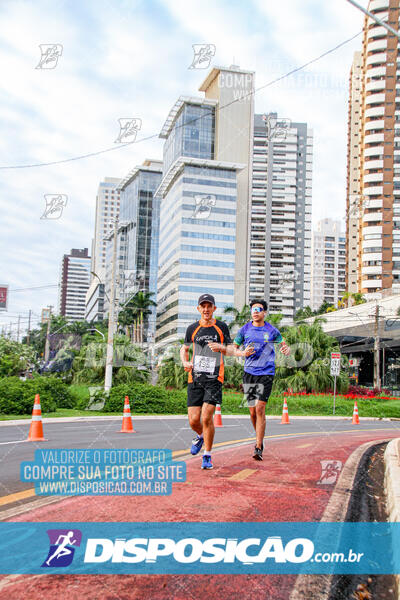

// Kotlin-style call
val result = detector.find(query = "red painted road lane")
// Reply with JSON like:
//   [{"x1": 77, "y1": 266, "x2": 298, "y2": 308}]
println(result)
[{"x1": 1, "y1": 430, "x2": 399, "y2": 600}]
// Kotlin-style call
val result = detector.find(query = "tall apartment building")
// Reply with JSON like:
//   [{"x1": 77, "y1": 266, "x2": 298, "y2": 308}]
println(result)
[
  {"x1": 250, "y1": 113, "x2": 313, "y2": 322},
  {"x1": 311, "y1": 219, "x2": 346, "y2": 310},
  {"x1": 155, "y1": 65, "x2": 254, "y2": 346},
  {"x1": 113, "y1": 160, "x2": 163, "y2": 342},
  {"x1": 346, "y1": 51, "x2": 363, "y2": 293},
  {"x1": 346, "y1": 0, "x2": 400, "y2": 294},
  {"x1": 92, "y1": 177, "x2": 121, "y2": 277},
  {"x1": 59, "y1": 248, "x2": 91, "y2": 321}
]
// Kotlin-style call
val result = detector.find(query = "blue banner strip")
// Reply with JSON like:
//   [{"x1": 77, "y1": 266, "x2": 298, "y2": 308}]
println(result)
[{"x1": 0, "y1": 522, "x2": 399, "y2": 574}]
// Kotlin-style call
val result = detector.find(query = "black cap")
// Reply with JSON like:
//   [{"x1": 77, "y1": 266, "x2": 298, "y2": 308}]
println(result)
[{"x1": 198, "y1": 294, "x2": 215, "y2": 306}]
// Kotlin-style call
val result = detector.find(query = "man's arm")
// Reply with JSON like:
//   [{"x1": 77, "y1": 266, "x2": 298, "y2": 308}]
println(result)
[{"x1": 180, "y1": 344, "x2": 193, "y2": 371}]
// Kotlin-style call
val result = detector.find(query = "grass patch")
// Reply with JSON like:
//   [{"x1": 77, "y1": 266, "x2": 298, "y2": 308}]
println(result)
[{"x1": 1, "y1": 390, "x2": 399, "y2": 420}]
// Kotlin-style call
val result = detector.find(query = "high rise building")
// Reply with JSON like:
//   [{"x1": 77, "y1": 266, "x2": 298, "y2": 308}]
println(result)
[
  {"x1": 346, "y1": 51, "x2": 363, "y2": 293},
  {"x1": 155, "y1": 65, "x2": 254, "y2": 346},
  {"x1": 59, "y1": 248, "x2": 91, "y2": 321},
  {"x1": 112, "y1": 159, "x2": 163, "y2": 342},
  {"x1": 346, "y1": 0, "x2": 400, "y2": 295},
  {"x1": 250, "y1": 113, "x2": 313, "y2": 322},
  {"x1": 92, "y1": 177, "x2": 121, "y2": 277},
  {"x1": 311, "y1": 219, "x2": 346, "y2": 310}
]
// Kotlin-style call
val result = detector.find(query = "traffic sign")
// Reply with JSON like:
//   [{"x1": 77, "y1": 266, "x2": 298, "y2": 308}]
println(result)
[{"x1": 330, "y1": 353, "x2": 341, "y2": 377}]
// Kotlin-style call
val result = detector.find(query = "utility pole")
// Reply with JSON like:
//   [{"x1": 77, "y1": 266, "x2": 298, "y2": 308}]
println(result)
[
  {"x1": 373, "y1": 302, "x2": 381, "y2": 390},
  {"x1": 105, "y1": 218, "x2": 119, "y2": 391},
  {"x1": 346, "y1": 0, "x2": 400, "y2": 40},
  {"x1": 16, "y1": 315, "x2": 20, "y2": 343},
  {"x1": 26, "y1": 309, "x2": 32, "y2": 345},
  {"x1": 44, "y1": 306, "x2": 53, "y2": 362}
]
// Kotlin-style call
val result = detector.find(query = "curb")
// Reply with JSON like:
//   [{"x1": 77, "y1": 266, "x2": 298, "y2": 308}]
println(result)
[
  {"x1": 290, "y1": 437, "x2": 395, "y2": 600},
  {"x1": 384, "y1": 437, "x2": 400, "y2": 599},
  {"x1": 0, "y1": 415, "x2": 396, "y2": 427}
]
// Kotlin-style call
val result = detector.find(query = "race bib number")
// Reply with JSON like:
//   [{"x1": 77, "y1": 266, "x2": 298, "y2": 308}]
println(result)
[{"x1": 194, "y1": 355, "x2": 216, "y2": 374}]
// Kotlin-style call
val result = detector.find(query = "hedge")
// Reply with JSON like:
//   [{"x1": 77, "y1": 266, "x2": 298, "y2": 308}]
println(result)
[
  {"x1": 0, "y1": 376, "x2": 78, "y2": 415},
  {"x1": 103, "y1": 384, "x2": 187, "y2": 414}
]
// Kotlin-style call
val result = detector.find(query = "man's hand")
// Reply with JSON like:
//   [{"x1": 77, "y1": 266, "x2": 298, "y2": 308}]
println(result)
[
  {"x1": 243, "y1": 345, "x2": 255, "y2": 357},
  {"x1": 182, "y1": 361, "x2": 193, "y2": 372},
  {"x1": 208, "y1": 342, "x2": 223, "y2": 353},
  {"x1": 280, "y1": 341, "x2": 290, "y2": 356}
]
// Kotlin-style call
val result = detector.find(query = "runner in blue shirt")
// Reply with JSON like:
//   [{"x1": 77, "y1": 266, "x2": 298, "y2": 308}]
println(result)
[{"x1": 233, "y1": 299, "x2": 290, "y2": 461}]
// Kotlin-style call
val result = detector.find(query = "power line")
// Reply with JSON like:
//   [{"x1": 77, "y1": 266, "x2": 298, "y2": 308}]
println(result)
[{"x1": 0, "y1": 29, "x2": 363, "y2": 171}]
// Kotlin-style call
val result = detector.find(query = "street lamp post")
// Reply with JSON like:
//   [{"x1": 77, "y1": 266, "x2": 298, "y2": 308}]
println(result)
[
  {"x1": 346, "y1": 0, "x2": 400, "y2": 39},
  {"x1": 104, "y1": 218, "x2": 119, "y2": 392}
]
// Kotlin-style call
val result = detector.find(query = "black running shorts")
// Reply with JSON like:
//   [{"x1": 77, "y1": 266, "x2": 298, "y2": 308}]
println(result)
[
  {"x1": 242, "y1": 372, "x2": 274, "y2": 406},
  {"x1": 187, "y1": 380, "x2": 222, "y2": 407}
]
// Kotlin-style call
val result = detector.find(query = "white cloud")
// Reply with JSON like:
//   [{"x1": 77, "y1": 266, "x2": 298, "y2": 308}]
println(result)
[{"x1": 0, "y1": 0, "x2": 371, "y2": 332}]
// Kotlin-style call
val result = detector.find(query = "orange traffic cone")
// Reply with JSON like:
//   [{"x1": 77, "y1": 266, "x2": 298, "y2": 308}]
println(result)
[
  {"x1": 352, "y1": 400, "x2": 360, "y2": 425},
  {"x1": 119, "y1": 396, "x2": 136, "y2": 433},
  {"x1": 214, "y1": 404, "x2": 223, "y2": 427},
  {"x1": 281, "y1": 398, "x2": 290, "y2": 424},
  {"x1": 27, "y1": 394, "x2": 47, "y2": 441}
]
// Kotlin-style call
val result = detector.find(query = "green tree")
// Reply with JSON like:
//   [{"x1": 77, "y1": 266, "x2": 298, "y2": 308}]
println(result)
[
  {"x1": 0, "y1": 337, "x2": 38, "y2": 377},
  {"x1": 339, "y1": 292, "x2": 366, "y2": 309},
  {"x1": 223, "y1": 305, "x2": 251, "y2": 331},
  {"x1": 294, "y1": 306, "x2": 315, "y2": 321},
  {"x1": 273, "y1": 319, "x2": 348, "y2": 394},
  {"x1": 118, "y1": 291, "x2": 156, "y2": 343}
]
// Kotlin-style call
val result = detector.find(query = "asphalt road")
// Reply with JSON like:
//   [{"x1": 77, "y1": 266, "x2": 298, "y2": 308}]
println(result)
[{"x1": 1, "y1": 416, "x2": 399, "y2": 500}]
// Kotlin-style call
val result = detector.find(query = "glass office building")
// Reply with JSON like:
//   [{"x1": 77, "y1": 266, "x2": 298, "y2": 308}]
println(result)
[{"x1": 114, "y1": 161, "x2": 162, "y2": 342}]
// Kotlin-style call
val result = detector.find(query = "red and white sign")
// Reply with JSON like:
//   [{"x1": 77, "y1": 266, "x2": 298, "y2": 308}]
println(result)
[
  {"x1": 0, "y1": 286, "x2": 8, "y2": 311},
  {"x1": 330, "y1": 352, "x2": 341, "y2": 377}
]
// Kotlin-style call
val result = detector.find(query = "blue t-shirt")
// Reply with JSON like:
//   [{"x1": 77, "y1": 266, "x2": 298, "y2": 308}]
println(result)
[{"x1": 234, "y1": 321, "x2": 283, "y2": 376}]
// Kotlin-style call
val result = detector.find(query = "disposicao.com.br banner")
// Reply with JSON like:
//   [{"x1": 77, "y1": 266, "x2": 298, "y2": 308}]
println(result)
[{"x1": 0, "y1": 522, "x2": 399, "y2": 575}]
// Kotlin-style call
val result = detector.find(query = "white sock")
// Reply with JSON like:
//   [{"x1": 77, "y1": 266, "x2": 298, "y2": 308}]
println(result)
[{"x1": 203, "y1": 451, "x2": 211, "y2": 456}]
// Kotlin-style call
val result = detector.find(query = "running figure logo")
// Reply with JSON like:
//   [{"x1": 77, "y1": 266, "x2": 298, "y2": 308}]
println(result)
[
  {"x1": 115, "y1": 118, "x2": 142, "y2": 143},
  {"x1": 40, "y1": 194, "x2": 68, "y2": 220},
  {"x1": 41, "y1": 529, "x2": 82, "y2": 567},
  {"x1": 188, "y1": 44, "x2": 216, "y2": 69},
  {"x1": 36, "y1": 44, "x2": 63, "y2": 69},
  {"x1": 317, "y1": 460, "x2": 342, "y2": 485}
]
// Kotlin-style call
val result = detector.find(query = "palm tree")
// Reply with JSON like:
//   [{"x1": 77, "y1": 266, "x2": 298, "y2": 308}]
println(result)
[
  {"x1": 223, "y1": 305, "x2": 251, "y2": 331},
  {"x1": 274, "y1": 319, "x2": 348, "y2": 394},
  {"x1": 315, "y1": 301, "x2": 334, "y2": 315},
  {"x1": 119, "y1": 291, "x2": 156, "y2": 343},
  {"x1": 339, "y1": 291, "x2": 366, "y2": 309},
  {"x1": 266, "y1": 313, "x2": 284, "y2": 328},
  {"x1": 294, "y1": 306, "x2": 314, "y2": 322}
]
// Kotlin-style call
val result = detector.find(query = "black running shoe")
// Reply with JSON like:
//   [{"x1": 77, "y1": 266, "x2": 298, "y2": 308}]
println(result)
[{"x1": 253, "y1": 446, "x2": 263, "y2": 461}]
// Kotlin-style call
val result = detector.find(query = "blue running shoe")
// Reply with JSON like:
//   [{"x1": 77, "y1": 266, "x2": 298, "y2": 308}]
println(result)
[
  {"x1": 190, "y1": 435, "x2": 204, "y2": 455},
  {"x1": 201, "y1": 455, "x2": 213, "y2": 470}
]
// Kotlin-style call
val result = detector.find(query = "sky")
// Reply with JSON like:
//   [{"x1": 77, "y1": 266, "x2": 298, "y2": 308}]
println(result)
[{"x1": 0, "y1": 0, "x2": 370, "y2": 336}]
